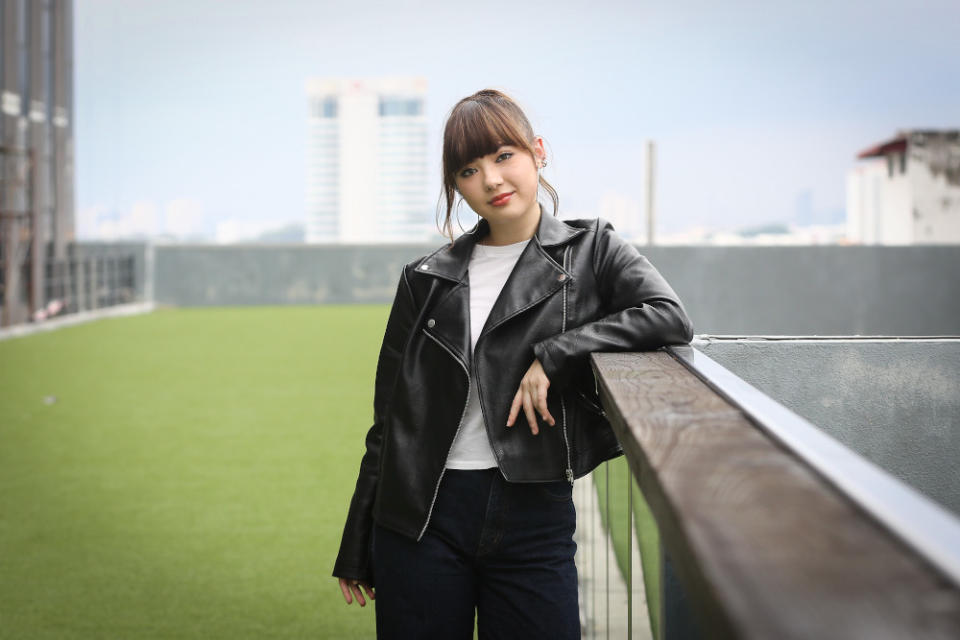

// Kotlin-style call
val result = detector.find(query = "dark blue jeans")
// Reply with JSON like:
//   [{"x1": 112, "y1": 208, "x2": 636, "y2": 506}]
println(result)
[{"x1": 372, "y1": 468, "x2": 580, "y2": 639}]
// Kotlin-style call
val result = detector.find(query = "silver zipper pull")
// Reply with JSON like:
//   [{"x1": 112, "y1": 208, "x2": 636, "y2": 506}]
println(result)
[{"x1": 566, "y1": 468, "x2": 574, "y2": 485}]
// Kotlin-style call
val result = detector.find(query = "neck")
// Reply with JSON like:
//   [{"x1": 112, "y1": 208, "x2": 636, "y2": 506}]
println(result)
[{"x1": 480, "y1": 202, "x2": 541, "y2": 246}]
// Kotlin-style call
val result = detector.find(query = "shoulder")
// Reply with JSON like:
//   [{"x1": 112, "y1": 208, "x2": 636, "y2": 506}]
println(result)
[
  {"x1": 559, "y1": 217, "x2": 622, "y2": 256},
  {"x1": 571, "y1": 218, "x2": 643, "y2": 275},
  {"x1": 542, "y1": 216, "x2": 610, "y2": 251},
  {"x1": 405, "y1": 253, "x2": 429, "y2": 274},
  {"x1": 558, "y1": 216, "x2": 617, "y2": 235},
  {"x1": 398, "y1": 240, "x2": 457, "y2": 290},
  {"x1": 404, "y1": 243, "x2": 447, "y2": 274}
]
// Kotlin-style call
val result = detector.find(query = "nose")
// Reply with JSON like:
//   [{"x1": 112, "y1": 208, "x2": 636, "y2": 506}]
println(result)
[{"x1": 484, "y1": 167, "x2": 503, "y2": 191}]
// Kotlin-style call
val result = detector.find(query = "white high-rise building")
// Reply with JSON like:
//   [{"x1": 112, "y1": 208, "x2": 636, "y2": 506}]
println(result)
[{"x1": 305, "y1": 76, "x2": 430, "y2": 243}]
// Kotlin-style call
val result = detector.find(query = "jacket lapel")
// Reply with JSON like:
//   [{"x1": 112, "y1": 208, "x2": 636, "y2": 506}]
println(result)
[
  {"x1": 413, "y1": 204, "x2": 587, "y2": 365},
  {"x1": 478, "y1": 228, "x2": 568, "y2": 342}
]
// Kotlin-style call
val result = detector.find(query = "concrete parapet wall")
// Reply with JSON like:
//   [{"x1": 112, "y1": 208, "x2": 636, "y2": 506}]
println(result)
[
  {"x1": 153, "y1": 243, "x2": 428, "y2": 306},
  {"x1": 150, "y1": 243, "x2": 960, "y2": 337}
]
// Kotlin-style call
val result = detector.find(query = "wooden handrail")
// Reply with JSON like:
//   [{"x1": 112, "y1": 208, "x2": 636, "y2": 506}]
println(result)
[{"x1": 591, "y1": 348, "x2": 960, "y2": 640}]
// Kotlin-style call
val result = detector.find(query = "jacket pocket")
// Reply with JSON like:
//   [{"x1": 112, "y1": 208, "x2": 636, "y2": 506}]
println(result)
[{"x1": 575, "y1": 389, "x2": 606, "y2": 416}]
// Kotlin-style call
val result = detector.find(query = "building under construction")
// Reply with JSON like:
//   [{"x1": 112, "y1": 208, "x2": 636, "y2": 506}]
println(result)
[{"x1": 1, "y1": 0, "x2": 142, "y2": 328}]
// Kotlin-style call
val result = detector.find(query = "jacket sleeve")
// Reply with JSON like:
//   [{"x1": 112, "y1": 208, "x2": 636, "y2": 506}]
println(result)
[
  {"x1": 532, "y1": 218, "x2": 694, "y2": 390},
  {"x1": 332, "y1": 265, "x2": 417, "y2": 584}
]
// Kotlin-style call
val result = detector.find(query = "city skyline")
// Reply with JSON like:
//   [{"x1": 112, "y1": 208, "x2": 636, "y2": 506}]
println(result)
[{"x1": 73, "y1": 0, "x2": 960, "y2": 242}]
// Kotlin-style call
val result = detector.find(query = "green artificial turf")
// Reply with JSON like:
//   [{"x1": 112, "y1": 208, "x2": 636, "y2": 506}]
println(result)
[
  {"x1": 0, "y1": 306, "x2": 385, "y2": 639},
  {"x1": 593, "y1": 456, "x2": 662, "y2": 639},
  {"x1": 1, "y1": 306, "x2": 662, "y2": 639}
]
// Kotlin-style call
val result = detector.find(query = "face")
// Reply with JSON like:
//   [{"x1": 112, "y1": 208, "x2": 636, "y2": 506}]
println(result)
[{"x1": 454, "y1": 137, "x2": 546, "y2": 230}]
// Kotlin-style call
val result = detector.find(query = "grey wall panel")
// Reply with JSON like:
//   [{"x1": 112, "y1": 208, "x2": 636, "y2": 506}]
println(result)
[
  {"x1": 153, "y1": 244, "x2": 433, "y2": 306},
  {"x1": 151, "y1": 244, "x2": 960, "y2": 336},
  {"x1": 643, "y1": 245, "x2": 960, "y2": 336},
  {"x1": 697, "y1": 339, "x2": 960, "y2": 517}
]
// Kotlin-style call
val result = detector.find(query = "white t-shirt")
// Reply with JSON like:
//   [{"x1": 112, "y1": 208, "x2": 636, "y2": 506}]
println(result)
[{"x1": 445, "y1": 237, "x2": 530, "y2": 469}]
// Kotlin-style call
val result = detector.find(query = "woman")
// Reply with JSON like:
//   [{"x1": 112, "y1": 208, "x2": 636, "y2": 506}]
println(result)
[{"x1": 333, "y1": 88, "x2": 694, "y2": 639}]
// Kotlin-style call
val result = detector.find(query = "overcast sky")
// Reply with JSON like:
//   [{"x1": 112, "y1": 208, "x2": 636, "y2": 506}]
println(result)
[{"x1": 74, "y1": 0, "x2": 960, "y2": 238}]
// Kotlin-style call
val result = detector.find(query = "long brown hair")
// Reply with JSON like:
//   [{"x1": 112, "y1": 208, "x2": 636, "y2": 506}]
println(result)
[{"x1": 437, "y1": 89, "x2": 559, "y2": 246}]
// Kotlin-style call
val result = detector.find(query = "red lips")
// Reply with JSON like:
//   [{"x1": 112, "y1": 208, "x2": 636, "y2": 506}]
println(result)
[{"x1": 489, "y1": 192, "x2": 514, "y2": 206}]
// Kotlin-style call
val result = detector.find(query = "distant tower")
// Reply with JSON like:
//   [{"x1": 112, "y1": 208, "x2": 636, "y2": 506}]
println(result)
[
  {"x1": 304, "y1": 76, "x2": 429, "y2": 243},
  {"x1": 794, "y1": 189, "x2": 814, "y2": 226}
]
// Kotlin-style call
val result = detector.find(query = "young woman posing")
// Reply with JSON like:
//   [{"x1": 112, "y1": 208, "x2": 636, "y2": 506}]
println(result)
[{"x1": 333, "y1": 88, "x2": 694, "y2": 639}]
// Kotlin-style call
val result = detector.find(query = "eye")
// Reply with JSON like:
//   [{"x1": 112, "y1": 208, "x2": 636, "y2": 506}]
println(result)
[
  {"x1": 459, "y1": 167, "x2": 476, "y2": 178},
  {"x1": 497, "y1": 152, "x2": 513, "y2": 162}
]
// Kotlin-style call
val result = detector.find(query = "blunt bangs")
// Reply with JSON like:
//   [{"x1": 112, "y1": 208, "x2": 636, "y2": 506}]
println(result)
[{"x1": 443, "y1": 99, "x2": 533, "y2": 179}]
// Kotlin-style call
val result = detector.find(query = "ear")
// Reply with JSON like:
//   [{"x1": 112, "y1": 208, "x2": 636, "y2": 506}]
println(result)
[{"x1": 532, "y1": 136, "x2": 546, "y2": 167}]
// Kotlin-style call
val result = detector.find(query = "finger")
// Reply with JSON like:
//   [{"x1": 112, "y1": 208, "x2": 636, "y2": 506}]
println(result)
[
  {"x1": 522, "y1": 389, "x2": 539, "y2": 436},
  {"x1": 529, "y1": 384, "x2": 547, "y2": 423},
  {"x1": 507, "y1": 389, "x2": 523, "y2": 427},
  {"x1": 539, "y1": 404, "x2": 555, "y2": 426},
  {"x1": 361, "y1": 583, "x2": 376, "y2": 601},
  {"x1": 339, "y1": 578, "x2": 354, "y2": 605},
  {"x1": 537, "y1": 380, "x2": 555, "y2": 426},
  {"x1": 351, "y1": 583, "x2": 367, "y2": 607}
]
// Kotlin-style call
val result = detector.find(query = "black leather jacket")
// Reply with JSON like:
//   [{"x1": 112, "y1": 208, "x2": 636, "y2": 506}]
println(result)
[{"x1": 333, "y1": 205, "x2": 694, "y2": 584}]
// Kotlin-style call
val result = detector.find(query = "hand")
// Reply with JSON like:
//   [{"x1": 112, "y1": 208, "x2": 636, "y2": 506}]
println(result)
[
  {"x1": 338, "y1": 577, "x2": 375, "y2": 606},
  {"x1": 506, "y1": 358, "x2": 556, "y2": 436}
]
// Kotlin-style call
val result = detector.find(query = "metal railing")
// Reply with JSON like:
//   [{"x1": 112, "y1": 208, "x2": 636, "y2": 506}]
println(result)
[{"x1": 0, "y1": 241, "x2": 148, "y2": 328}]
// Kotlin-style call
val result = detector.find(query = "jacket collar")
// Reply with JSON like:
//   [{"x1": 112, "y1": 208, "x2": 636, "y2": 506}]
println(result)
[
  {"x1": 413, "y1": 203, "x2": 588, "y2": 365},
  {"x1": 415, "y1": 202, "x2": 586, "y2": 283}
]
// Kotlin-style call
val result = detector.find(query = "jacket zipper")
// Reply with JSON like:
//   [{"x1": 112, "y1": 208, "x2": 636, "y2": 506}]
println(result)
[
  {"x1": 420, "y1": 244, "x2": 575, "y2": 535},
  {"x1": 560, "y1": 245, "x2": 574, "y2": 485},
  {"x1": 418, "y1": 328, "x2": 471, "y2": 541}
]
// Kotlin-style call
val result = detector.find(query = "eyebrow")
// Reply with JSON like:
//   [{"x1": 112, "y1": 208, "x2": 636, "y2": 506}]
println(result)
[{"x1": 459, "y1": 146, "x2": 511, "y2": 171}]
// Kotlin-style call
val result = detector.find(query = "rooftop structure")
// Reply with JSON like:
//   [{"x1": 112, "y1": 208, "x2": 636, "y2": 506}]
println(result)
[{"x1": 847, "y1": 129, "x2": 960, "y2": 245}]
